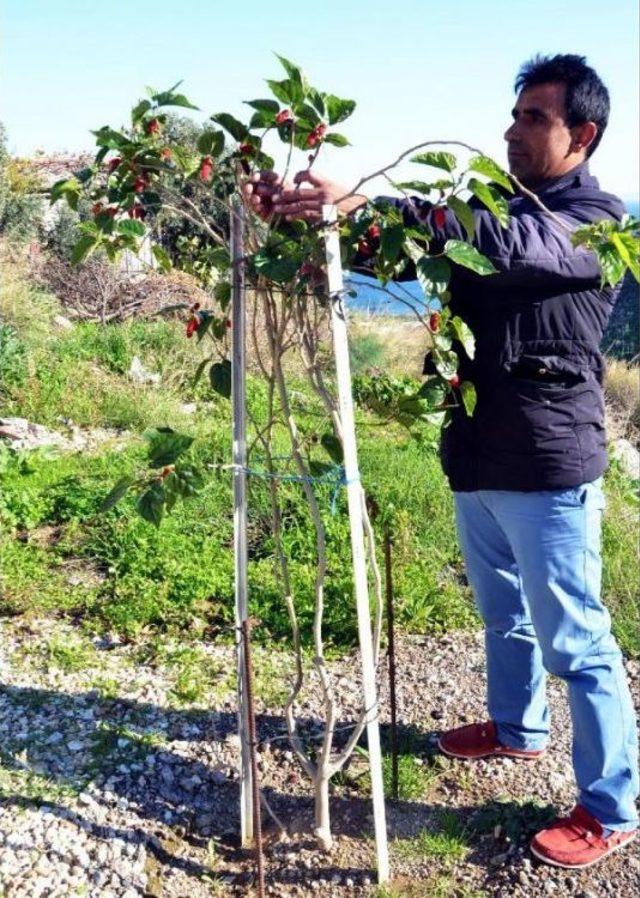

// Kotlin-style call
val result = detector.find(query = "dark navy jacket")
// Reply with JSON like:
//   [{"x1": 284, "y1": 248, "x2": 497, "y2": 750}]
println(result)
[{"x1": 379, "y1": 162, "x2": 625, "y2": 492}]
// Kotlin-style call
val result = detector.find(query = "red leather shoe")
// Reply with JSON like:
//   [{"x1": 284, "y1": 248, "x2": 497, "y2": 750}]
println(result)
[
  {"x1": 530, "y1": 805, "x2": 637, "y2": 868},
  {"x1": 437, "y1": 720, "x2": 547, "y2": 760}
]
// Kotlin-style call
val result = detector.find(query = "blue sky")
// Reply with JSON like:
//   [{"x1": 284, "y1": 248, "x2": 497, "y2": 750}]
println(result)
[{"x1": 2, "y1": 0, "x2": 638, "y2": 201}]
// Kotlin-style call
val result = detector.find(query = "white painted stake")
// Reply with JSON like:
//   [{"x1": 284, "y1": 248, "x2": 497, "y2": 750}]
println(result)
[
  {"x1": 322, "y1": 204, "x2": 390, "y2": 884},
  {"x1": 231, "y1": 199, "x2": 254, "y2": 846}
]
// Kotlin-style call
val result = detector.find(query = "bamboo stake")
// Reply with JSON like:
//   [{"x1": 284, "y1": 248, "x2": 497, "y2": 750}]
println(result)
[
  {"x1": 231, "y1": 199, "x2": 253, "y2": 846},
  {"x1": 322, "y1": 204, "x2": 390, "y2": 884}
]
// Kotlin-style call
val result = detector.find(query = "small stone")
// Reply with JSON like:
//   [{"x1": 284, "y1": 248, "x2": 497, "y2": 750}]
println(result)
[{"x1": 67, "y1": 740, "x2": 85, "y2": 752}]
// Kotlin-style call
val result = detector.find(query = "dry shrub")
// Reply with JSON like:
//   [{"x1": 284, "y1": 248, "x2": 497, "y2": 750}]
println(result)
[
  {"x1": 604, "y1": 358, "x2": 640, "y2": 441},
  {"x1": 349, "y1": 315, "x2": 427, "y2": 378},
  {"x1": 29, "y1": 252, "x2": 209, "y2": 323}
]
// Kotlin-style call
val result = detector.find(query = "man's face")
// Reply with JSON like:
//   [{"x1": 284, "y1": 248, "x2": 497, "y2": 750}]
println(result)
[{"x1": 504, "y1": 82, "x2": 585, "y2": 187}]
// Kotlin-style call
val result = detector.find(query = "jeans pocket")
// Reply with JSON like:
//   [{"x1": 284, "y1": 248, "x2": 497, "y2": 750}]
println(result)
[
  {"x1": 554, "y1": 485, "x2": 588, "y2": 508},
  {"x1": 556, "y1": 479, "x2": 605, "y2": 511}
]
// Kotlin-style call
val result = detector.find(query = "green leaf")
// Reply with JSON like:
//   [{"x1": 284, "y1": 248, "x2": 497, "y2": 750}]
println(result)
[
  {"x1": 324, "y1": 95, "x2": 356, "y2": 125},
  {"x1": 209, "y1": 360, "x2": 232, "y2": 398},
  {"x1": 324, "y1": 133, "x2": 350, "y2": 147},
  {"x1": 415, "y1": 255, "x2": 451, "y2": 297},
  {"x1": 214, "y1": 280, "x2": 231, "y2": 311},
  {"x1": 49, "y1": 178, "x2": 81, "y2": 208},
  {"x1": 192, "y1": 357, "x2": 211, "y2": 387},
  {"x1": 143, "y1": 428, "x2": 194, "y2": 468},
  {"x1": 611, "y1": 232, "x2": 640, "y2": 282},
  {"x1": 266, "y1": 78, "x2": 305, "y2": 107},
  {"x1": 398, "y1": 396, "x2": 430, "y2": 418},
  {"x1": 467, "y1": 178, "x2": 510, "y2": 227},
  {"x1": 417, "y1": 379, "x2": 447, "y2": 406},
  {"x1": 447, "y1": 195, "x2": 475, "y2": 241},
  {"x1": 164, "y1": 467, "x2": 203, "y2": 504},
  {"x1": 252, "y1": 249, "x2": 301, "y2": 283},
  {"x1": 460, "y1": 381, "x2": 477, "y2": 416},
  {"x1": 276, "y1": 54, "x2": 305, "y2": 85},
  {"x1": 411, "y1": 151, "x2": 457, "y2": 172},
  {"x1": 75, "y1": 167, "x2": 95, "y2": 185},
  {"x1": 309, "y1": 460, "x2": 333, "y2": 477},
  {"x1": 433, "y1": 333, "x2": 452, "y2": 352},
  {"x1": 151, "y1": 244, "x2": 172, "y2": 273},
  {"x1": 444, "y1": 239, "x2": 497, "y2": 276},
  {"x1": 197, "y1": 129, "x2": 225, "y2": 157},
  {"x1": 307, "y1": 88, "x2": 326, "y2": 117},
  {"x1": 450, "y1": 315, "x2": 475, "y2": 359},
  {"x1": 91, "y1": 126, "x2": 132, "y2": 150},
  {"x1": 71, "y1": 235, "x2": 99, "y2": 265},
  {"x1": 131, "y1": 99, "x2": 152, "y2": 124},
  {"x1": 99, "y1": 477, "x2": 135, "y2": 512},
  {"x1": 433, "y1": 349, "x2": 458, "y2": 380},
  {"x1": 596, "y1": 242, "x2": 627, "y2": 287},
  {"x1": 210, "y1": 113, "x2": 249, "y2": 142},
  {"x1": 245, "y1": 98, "x2": 280, "y2": 114},
  {"x1": 468, "y1": 155, "x2": 514, "y2": 193},
  {"x1": 321, "y1": 433, "x2": 343, "y2": 464},
  {"x1": 249, "y1": 110, "x2": 275, "y2": 129},
  {"x1": 116, "y1": 219, "x2": 146, "y2": 237},
  {"x1": 151, "y1": 89, "x2": 199, "y2": 110},
  {"x1": 137, "y1": 483, "x2": 165, "y2": 527},
  {"x1": 380, "y1": 223, "x2": 404, "y2": 264},
  {"x1": 394, "y1": 180, "x2": 453, "y2": 195}
]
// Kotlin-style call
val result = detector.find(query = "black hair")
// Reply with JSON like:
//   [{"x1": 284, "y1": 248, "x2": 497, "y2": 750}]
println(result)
[{"x1": 515, "y1": 54, "x2": 610, "y2": 157}]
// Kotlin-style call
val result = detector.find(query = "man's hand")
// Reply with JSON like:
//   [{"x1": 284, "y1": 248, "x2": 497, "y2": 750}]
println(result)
[
  {"x1": 273, "y1": 170, "x2": 368, "y2": 222},
  {"x1": 241, "y1": 171, "x2": 291, "y2": 221}
]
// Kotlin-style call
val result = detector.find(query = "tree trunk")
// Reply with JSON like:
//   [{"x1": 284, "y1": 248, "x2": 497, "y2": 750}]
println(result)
[{"x1": 314, "y1": 773, "x2": 333, "y2": 850}]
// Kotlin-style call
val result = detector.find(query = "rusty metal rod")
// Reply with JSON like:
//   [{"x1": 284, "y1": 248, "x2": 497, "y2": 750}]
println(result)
[
  {"x1": 241, "y1": 619, "x2": 265, "y2": 898},
  {"x1": 384, "y1": 523, "x2": 399, "y2": 801}
]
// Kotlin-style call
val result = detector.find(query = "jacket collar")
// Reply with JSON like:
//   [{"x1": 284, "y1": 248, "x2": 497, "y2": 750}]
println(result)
[{"x1": 528, "y1": 161, "x2": 596, "y2": 197}]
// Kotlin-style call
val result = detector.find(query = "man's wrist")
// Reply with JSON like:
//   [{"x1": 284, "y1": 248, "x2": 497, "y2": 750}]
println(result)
[{"x1": 337, "y1": 193, "x2": 368, "y2": 217}]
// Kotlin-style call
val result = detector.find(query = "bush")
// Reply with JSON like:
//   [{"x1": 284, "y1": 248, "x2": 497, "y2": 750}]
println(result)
[
  {"x1": 349, "y1": 331, "x2": 387, "y2": 374},
  {"x1": 604, "y1": 359, "x2": 640, "y2": 440},
  {"x1": 0, "y1": 125, "x2": 43, "y2": 242}
]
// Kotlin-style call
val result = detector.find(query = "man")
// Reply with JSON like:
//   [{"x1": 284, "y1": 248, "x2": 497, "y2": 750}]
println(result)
[{"x1": 244, "y1": 54, "x2": 639, "y2": 868}]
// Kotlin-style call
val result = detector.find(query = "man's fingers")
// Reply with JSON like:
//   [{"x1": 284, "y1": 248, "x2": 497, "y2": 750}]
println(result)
[
  {"x1": 250, "y1": 170, "x2": 281, "y2": 185},
  {"x1": 273, "y1": 188, "x2": 323, "y2": 208},
  {"x1": 283, "y1": 210, "x2": 323, "y2": 222},
  {"x1": 293, "y1": 169, "x2": 323, "y2": 187}
]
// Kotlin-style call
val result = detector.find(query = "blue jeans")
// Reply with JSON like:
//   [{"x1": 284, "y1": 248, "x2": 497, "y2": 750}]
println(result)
[{"x1": 454, "y1": 479, "x2": 639, "y2": 831}]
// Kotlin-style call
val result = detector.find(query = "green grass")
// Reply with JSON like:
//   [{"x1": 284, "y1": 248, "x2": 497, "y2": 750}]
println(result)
[
  {"x1": 602, "y1": 459, "x2": 640, "y2": 656},
  {"x1": 0, "y1": 765, "x2": 80, "y2": 804},
  {"x1": 374, "y1": 877, "x2": 486, "y2": 898},
  {"x1": 393, "y1": 811, "x2": 471, "y2": 865},
  {"x1": 134, "y1": 639, "x2": 236, "y2": 706}
]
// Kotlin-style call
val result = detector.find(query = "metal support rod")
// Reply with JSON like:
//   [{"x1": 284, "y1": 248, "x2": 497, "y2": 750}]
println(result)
[
  {"x1": 322, "y1": 204, "x2": 390, "y2": 884},
  {"x1": 241, "y1": 620, "x2": 266, "y2": 898},
  {"x1": 384, "y1": 524, "x2": 399, "y2": 801},
  {"x1": 231, "y1": 199, "x2": 254, "y2": 846}
]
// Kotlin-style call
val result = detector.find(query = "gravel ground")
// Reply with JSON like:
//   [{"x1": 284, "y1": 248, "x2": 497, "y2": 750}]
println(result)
[{"x1": 0, "y1": 619, "x2": 638, "y2": 898}]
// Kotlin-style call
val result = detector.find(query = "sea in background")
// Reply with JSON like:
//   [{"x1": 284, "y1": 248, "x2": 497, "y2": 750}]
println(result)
[{"x1": 346, "y1": 197, "x2": 639, "y2": 318}]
